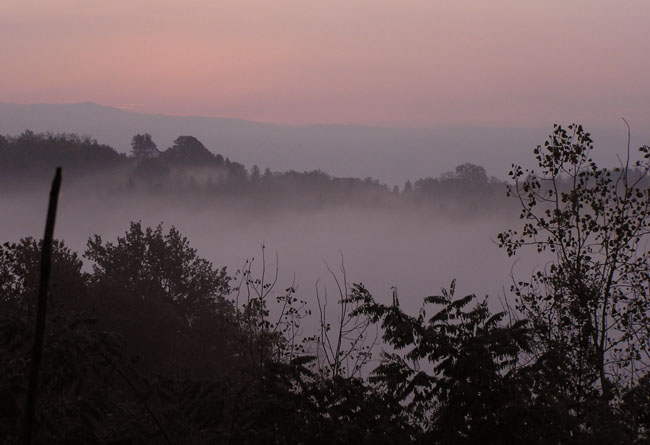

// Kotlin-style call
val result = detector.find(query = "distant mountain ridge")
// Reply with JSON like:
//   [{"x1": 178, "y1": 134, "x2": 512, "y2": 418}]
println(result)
[{"x1": 0, "y1": 101, "x2": 640, "y2": 185}]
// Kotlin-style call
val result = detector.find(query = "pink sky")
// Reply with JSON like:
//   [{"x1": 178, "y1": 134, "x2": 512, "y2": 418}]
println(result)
[{"x1": 2, "y1": 0, "x2": 649, "y2": 127}]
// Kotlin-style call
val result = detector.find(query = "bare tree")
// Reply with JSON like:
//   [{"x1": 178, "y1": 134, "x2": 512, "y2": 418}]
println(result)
[
  {"x1": 313, "y1": 255, "x2": 378, "y2": 378},
  {"x1": 231, "y1": 245, "x2": 311, "y2": 372}
]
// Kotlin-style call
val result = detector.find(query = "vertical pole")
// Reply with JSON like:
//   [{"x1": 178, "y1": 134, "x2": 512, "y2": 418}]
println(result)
[{"x1": 22, "y1": 167, "x2": 62, "y2": 445}]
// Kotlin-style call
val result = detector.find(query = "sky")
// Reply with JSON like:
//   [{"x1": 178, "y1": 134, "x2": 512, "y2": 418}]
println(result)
[{"x1": 1, "y1": 0, "x2": 649, "y2": 127}]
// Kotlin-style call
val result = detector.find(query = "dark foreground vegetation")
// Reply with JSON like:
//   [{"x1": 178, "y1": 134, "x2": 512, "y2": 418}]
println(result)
[{"x1": 1, "y1": 124, "x2": 650, "y2": 443}]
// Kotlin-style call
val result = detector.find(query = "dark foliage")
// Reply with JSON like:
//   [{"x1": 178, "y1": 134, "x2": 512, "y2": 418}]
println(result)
[
  {"x1": 85, "y1": 222, "x2": 237, "y2": 378},
  {"x1": 0, "y1": 131, "x2": 123, "y2": 187},
  {"x1": 160, "y1": 136, "x2": 218, "y2": 164},
  {"x1": 131, "y1": 133, "x2": 160, "y2": 159},
  {"x1": 0, "y1": 238, "x2": 87, "y2": 313},
  {"x1": 350, "y1": 281, "x2": 538, "y2": 443}
]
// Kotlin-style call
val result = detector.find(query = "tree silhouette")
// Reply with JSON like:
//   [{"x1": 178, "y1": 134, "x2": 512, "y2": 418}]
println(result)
[
  {"x1": 351, "y1": 281, "x2": 533, "y2": 442},
  {"x1": 498, "y1": 123, "x2": 650, "y2": 436},
  {"x1": 161, "y1": 136, "x2": 215, "y2": 164},
  {"x1": 85, "y1": 222, "x2": 236, "y2": 377},
  {"x1": 130, "y1": 133, "x2": 159, "y2": 159}
]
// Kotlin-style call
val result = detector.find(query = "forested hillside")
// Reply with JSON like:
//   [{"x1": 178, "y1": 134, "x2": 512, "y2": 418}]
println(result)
[{"x1": 0, "y1": 130, "x2": 510, "y2": 216}]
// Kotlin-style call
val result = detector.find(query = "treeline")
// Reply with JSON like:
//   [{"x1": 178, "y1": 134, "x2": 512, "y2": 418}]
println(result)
[
  {"x1": 1, "y1": 124, "x2": 650, "y2": 443},
  {"x1": 0, "y1": 131, "x2": 123, "y2": 180},
  {"x1": 0, "y1": 130, "x2": 509, "y2": 215}
]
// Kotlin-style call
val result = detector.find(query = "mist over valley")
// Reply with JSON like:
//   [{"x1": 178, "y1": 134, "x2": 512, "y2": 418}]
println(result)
[{"x1": 0, "y1": 127, "x2": 529, "y2": 314}]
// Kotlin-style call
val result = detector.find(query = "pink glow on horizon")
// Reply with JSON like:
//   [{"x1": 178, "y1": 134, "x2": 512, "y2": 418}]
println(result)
[{"x1": 1, "y1": 0, "x2": 649, "y2": 127}]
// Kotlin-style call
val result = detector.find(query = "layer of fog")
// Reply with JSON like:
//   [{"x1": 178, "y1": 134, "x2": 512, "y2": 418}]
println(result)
[{"x1": 0, "y1": 187, "x2": 543, "y2": 316}]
